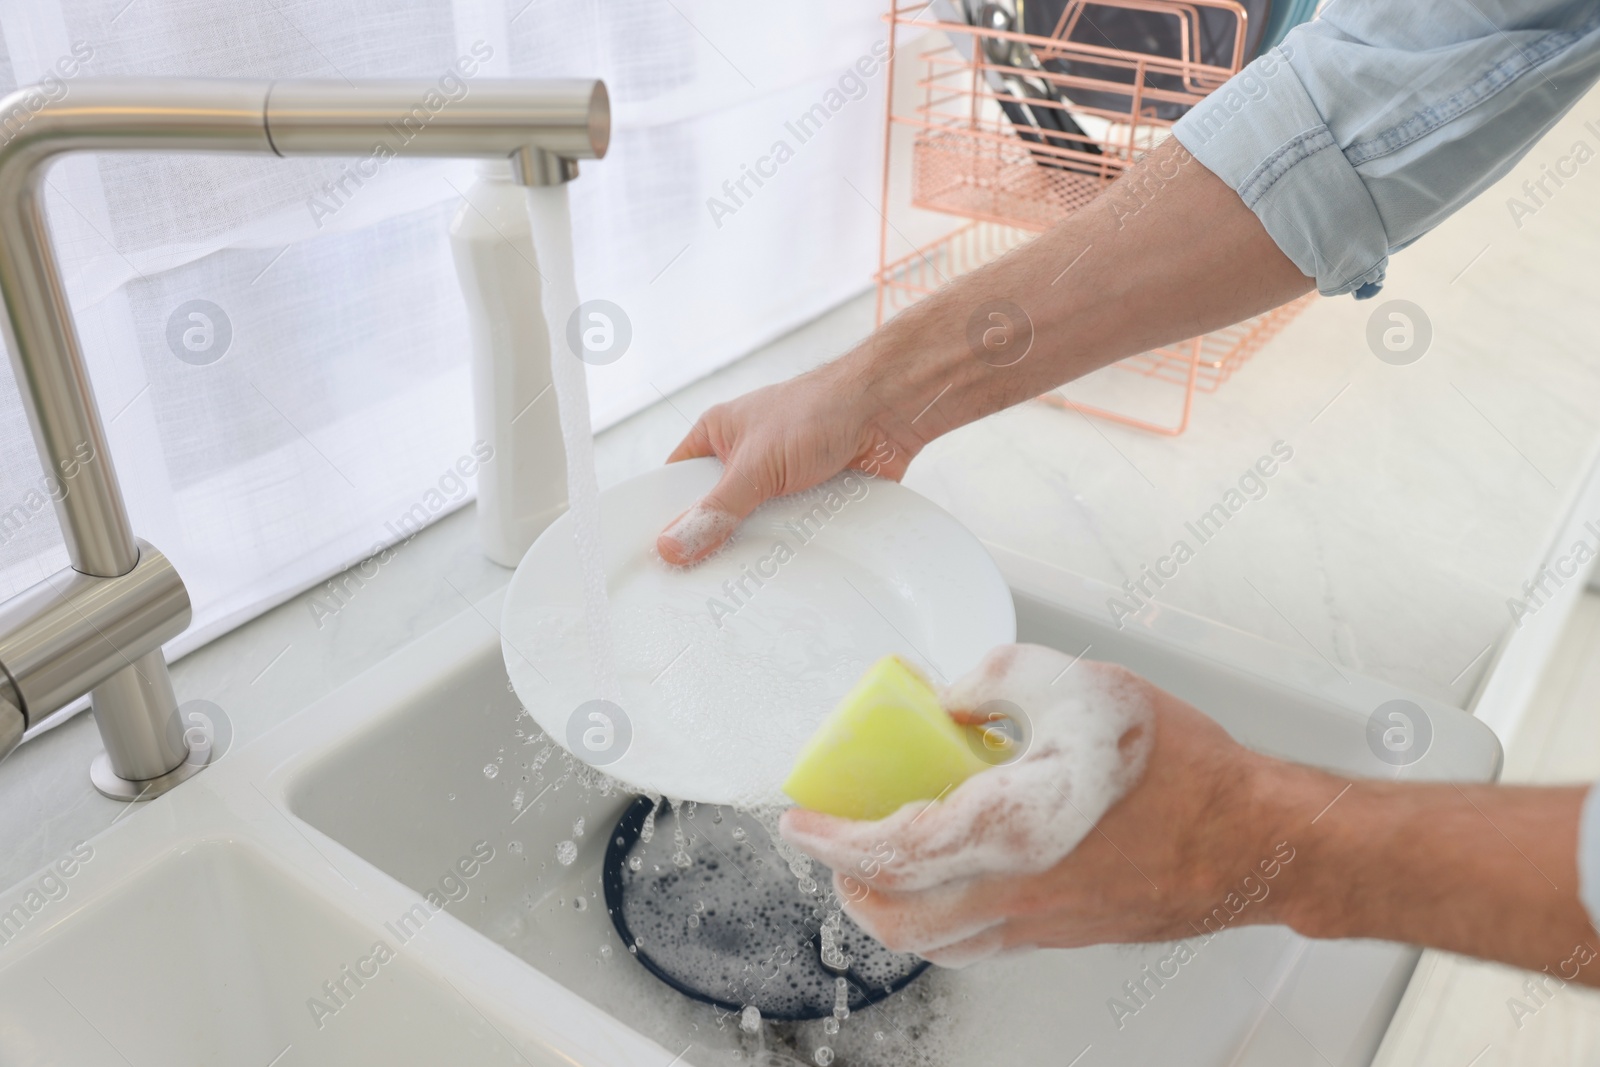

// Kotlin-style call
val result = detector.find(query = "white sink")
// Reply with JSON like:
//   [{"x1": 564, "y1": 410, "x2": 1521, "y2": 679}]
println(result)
[
  {"x1": 0, "y1": 546, "x2": 1500, "y2": 1066},
  {"x1": 0, "y1": 840, "x2": 527, "y2": 1065}
]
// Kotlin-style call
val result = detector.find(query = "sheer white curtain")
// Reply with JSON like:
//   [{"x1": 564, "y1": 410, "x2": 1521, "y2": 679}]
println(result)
[{"x1": 0, "y1": 0, "x2": 890, "y2": 652}]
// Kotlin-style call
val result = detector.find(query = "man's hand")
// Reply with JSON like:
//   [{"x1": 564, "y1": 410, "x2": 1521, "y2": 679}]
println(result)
[
  {"x1": 780, "y1": 646, "x2": 1291, "y2": 967},
  {"x1": 781, "y1": 648, "x2": 1600, "y2": 980},
  {"x1": 655, "y1": 362, "x2": 917, "y2": 565},
  {"x1": 655, "y1": 140, "x2": 1313, "y2": 566}
]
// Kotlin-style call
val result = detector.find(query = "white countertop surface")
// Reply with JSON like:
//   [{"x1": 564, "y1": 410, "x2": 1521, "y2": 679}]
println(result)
[
  {"x1": 5, "y1": 88, "x2": 1599, "y2": 926},
  {"x1": 909, "y1": 90, "x2": 1600, "y2": 713}
]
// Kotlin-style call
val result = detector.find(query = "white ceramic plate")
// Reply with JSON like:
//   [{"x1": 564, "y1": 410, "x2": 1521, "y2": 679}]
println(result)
[{"x1": 501, "y1": 457, "x2": 1015, "y2": 807}]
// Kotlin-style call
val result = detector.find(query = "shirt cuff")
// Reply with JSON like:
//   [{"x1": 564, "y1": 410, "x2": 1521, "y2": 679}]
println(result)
[
  {"x1": 1578, "y1": 782, "x2": 1600, "y2": 931},
  {"x1": 1172, "y1": 46, "x2": 1388, "y2": 298}
]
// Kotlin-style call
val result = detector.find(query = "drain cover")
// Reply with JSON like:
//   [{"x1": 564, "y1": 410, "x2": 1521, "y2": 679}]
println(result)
[{"x1": 602, "y1": 796, "x2": 929, "y2": 1020}]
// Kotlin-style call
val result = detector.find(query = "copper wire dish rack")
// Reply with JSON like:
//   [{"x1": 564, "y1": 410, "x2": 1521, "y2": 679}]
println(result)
[{"x1": 873, "y1": 0, "x2": 1314, "y2": 435}]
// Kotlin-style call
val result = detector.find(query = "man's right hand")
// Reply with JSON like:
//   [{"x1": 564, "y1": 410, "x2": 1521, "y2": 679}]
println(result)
[{"x1": 655, "y1": 362, "x2": 916, "y2": 565}]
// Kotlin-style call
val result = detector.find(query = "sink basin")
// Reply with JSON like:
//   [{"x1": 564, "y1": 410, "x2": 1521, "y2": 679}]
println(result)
[
  {"x1": 0, "y1": 541, "x2": 1501, "y2": 1066},
  {"x1": 270, "y1": 544, "x2": 1500, "y2": 1067},
  {"x1": 0, "y1": 840, "x2": 526, "y2": 1066},
  {"x1": 286, "y1": 633, "x2": 652, "y2": 1041}
]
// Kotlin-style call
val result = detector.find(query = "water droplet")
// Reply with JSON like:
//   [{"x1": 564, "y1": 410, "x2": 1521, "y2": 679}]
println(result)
[
  {"x1": 447, "y1": 793, "x2": 456, "y2": 801},
  {"x1": 823, "y1": 1018, "x2": 839, "y2": 1034},
  {"x1": 687, "y1": 914, "x2": 700, "y2": 928},
  {"x1": 555, "y1": 840, "x2": 578, "y2": 866},
  {"x1": 572, "y1": 816, "x2": 586, "y2": 838},
  {"x1": 814, "y1": 1047, "x2": 833, "y2": 1065},
  {"x1": 600, "y1": 944, "x2": 613, "y2": 959},
  {"x1": 730, "y1": 826, "x2": 747, "y2": 842},
  {"x1": 739, "y1": 1005, "x2": 761, "y2": 1033},
  {"x1": 483, "y1": 763, "x2": 499, "y2": 779},
  {"x1": 508, "y1": 840, "x2": 523, "y2": 854},
  {"x1": 712, "y1": 806, "x2": 724, "y2": 824},
  {"x1": 627, "y1": 855, "x2": 643, "y2": 872},
  {"x1": 573, "y1": 896, "x2": 588, "y2": 911}
]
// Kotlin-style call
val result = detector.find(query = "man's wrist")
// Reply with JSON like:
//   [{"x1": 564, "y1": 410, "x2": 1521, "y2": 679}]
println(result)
[
  {"x1": 1227, "y1": 754, "x2": 1347, "y2": 936},
  {"x1": 835, "y1": 286, "x2": 1024, "y2": 450}
]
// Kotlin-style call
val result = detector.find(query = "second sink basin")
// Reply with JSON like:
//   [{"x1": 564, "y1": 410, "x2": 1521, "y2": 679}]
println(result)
[{"x1": 0, "y1": 839, "x2": 526, "y2": 1066}]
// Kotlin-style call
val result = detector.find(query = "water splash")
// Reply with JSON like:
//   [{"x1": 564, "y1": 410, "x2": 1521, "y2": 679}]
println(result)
[
  {"x1": 640, "y1": 795, "x2": 662, "y2": 844},
  {"x1": 819, "y1": 911, "x2": 849, "y2": 973},
  {"x1": 669, "y1": 798, "x2": 692, "y2": 869}
]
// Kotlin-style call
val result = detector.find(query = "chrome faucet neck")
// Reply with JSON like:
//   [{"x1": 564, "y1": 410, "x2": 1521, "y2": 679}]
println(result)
[{"x1": 0, "y1": 77, "x2": 608, "y2": 798}]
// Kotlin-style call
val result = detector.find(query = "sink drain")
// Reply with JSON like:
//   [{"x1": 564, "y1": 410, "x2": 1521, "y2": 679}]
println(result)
[{"x1": 602, "y1": 796, "x2": 929, "y2": 1021}]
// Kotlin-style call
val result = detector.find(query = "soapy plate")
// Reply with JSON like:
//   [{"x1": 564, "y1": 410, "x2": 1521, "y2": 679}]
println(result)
[{"x1": 500, "y1": 457, "x2": 1015, "y2": 806}]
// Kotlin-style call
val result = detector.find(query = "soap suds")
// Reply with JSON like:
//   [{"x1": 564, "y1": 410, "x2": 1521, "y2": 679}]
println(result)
[
  {"x1": 780, "y1": 644, "x2": 1154, "y2": 965},
  {"x1": 659, "y1": 502, "x2": 740, "y2": 563}
]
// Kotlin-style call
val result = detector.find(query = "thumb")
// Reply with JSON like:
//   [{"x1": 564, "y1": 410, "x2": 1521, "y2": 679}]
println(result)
[{"x1": 656, "y1": 461, "x2": 768, "y2": 565}]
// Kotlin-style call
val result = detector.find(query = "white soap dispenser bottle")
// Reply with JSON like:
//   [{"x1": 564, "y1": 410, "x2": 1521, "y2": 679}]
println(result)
[{"x1": 449, "y1": 160, "x2": 568, "y2": 567}]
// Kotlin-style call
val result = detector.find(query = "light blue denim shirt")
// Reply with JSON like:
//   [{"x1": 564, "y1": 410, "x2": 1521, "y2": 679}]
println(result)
[
  {"x1": 1172, "y1": 0, "x2": 1600, "y2": 297},
  {"x1": 1173, "y1": 0, "x2": 1600, "y2": 931}
]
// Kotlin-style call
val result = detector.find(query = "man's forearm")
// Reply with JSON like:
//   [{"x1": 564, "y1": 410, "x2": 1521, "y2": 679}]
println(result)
[
  {"x1": 837, "y1": 139, "x2": 1315, "y2": 450},
  {"x1": 1253, "y1": 761, "x2": 1597, "y2": 979}
]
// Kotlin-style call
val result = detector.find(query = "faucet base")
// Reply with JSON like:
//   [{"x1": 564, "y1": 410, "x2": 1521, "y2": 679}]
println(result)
[{"x1": 89, "y1": 744, "x2": 210, "y2": 802}]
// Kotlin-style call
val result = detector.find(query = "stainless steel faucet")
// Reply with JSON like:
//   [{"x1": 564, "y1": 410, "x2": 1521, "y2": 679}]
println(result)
[{"x1": 0, "y1": 77, "x2": 609, "y2": 799}]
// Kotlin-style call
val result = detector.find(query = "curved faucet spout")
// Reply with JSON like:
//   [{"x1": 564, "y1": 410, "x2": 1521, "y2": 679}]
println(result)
[{"x1": 0, "y1": 76, "x2": 609, "y2": 795}]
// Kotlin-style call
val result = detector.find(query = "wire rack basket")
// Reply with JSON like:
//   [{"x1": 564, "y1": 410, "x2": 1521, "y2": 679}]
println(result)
[{"x1": 874, "y1": 0, "x2": 1313, "y2": 435}]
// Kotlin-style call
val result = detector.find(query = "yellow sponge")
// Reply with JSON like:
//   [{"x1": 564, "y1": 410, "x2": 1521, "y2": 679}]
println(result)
[{"x1": 783, "y1": 655, "x2": 994, "y2": 821}]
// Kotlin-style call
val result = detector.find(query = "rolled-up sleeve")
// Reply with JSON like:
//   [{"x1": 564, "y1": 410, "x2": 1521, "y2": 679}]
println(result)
[
  {"x1": 1579, "y1": 784, "x2": 1600, "y2": 930},
  {"x1": 1172, "y1": 0, "x2": 1600, "y2": 297}
]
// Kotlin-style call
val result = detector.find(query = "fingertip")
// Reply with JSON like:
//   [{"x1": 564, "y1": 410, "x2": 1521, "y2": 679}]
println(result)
[
  {"x1": 665, "y1": 421, "x2": 714, "y2": 465},
  {"x1": 655, "y1": 536, "x2": 687, "y2": 565},
  {"x1": 665, "y1": 439, "x2": 702, "y2": 464},
  {"x1": 656, "y1": 502, "x2": 739, "y2": 567},
  {"x1": 655, "y1": 517, "x2": 694, "y2": 566}
]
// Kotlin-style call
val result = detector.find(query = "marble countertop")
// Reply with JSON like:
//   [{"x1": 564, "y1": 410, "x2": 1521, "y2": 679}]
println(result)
[
  {"x1": 5, "y1": 91, "x2": 1599, "y2": 900},
  {"x1": 907, "y1": 95, "x2": 1600, "y2": 715}
]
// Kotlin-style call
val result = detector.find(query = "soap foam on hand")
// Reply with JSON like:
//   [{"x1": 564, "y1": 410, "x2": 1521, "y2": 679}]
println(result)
[
  {"x1": 780, "y1": 644, "x2": 1155, "y2": 965},
  {"x1": 658, "y1": 501, "x2": 740, "y2": 564}
]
